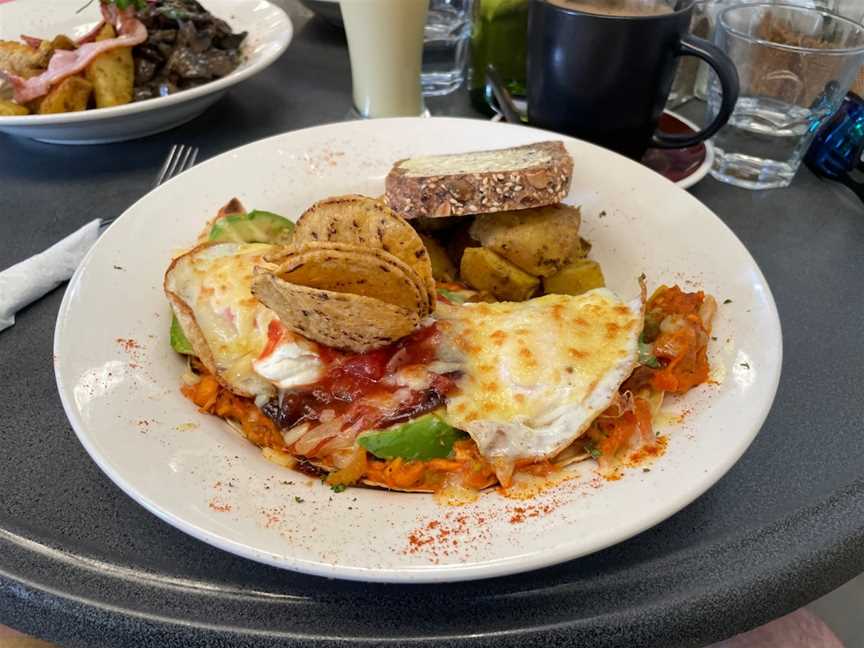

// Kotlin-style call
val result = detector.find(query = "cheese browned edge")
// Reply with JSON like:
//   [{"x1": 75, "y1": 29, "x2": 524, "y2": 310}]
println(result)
[{"x1": 384, "y1": 141, "x2": 573, "y2": 220}]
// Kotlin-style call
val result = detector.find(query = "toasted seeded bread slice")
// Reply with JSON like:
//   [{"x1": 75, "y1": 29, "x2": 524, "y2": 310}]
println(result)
[{"x1": 385, "y1": 141, "x2": 573, "y2": 219}]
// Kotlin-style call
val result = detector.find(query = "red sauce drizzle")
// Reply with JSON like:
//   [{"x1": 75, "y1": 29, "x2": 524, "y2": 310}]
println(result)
[{"x1": 262, "y1": 324, "x2": 455, "y2": 432}]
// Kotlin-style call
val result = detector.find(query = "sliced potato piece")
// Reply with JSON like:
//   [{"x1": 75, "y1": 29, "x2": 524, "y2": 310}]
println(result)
[
  {"x1": 419, "y1": 234, "x2": 456, "y2": 282},
  {"x1": 0, "y1": 100, "x2": 29, "y2": 116},
  {"x1": 38, "y1": 75, "x2": 93, "y2": 114},
  {"x1": 542, "y1": 258, "x2": 605, "y2": 296},
  {"x1": 469, "y1": 204, "x2": 582, "y2": 277},
  {"x1": 576, "y1": 236, "x2": 592, "y2": 258},
  {"x1": 460, "y1": 247, "x2": 539, "y2": 302},
  {"x1": 50, "y1": 34, "x2": 77, "y2": 51},
  {"x1": 445, "y1": 221, "x2": 480, "y2": 269},
  {"x1": 85, "y1": 23, "x2": 134, "y2": 108}
]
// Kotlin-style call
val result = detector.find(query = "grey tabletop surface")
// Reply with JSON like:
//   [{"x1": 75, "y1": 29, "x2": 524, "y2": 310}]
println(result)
[{"x1": 3, "y1": 2, "x2": 864, "y2": 648}]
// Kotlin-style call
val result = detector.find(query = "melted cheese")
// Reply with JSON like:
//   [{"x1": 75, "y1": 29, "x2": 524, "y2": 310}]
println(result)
[
  {"x1": 438, "y1": 290, "x2": 642, "y2": 466},
  {"x1": 165, "y1": 243, "x2": 322, "y2": 399}
]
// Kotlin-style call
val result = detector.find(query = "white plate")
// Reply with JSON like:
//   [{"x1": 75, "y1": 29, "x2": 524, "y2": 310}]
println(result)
[
  {"x1": 54, "y1": 117, "x2": 782, "y2": 583},
  {"x1": 0, "y1": 0, "x2": 292, "y2": 144}
]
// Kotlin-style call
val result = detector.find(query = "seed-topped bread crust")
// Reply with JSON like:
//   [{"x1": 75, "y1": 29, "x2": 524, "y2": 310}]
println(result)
[{"x1": 385, "y1": 141, "x2": 573, "y2": 220}]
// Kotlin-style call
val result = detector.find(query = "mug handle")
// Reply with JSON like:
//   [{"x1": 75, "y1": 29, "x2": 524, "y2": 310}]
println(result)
[{"x1": 651, "y1": 34, "x2": 740, "y2": 149}]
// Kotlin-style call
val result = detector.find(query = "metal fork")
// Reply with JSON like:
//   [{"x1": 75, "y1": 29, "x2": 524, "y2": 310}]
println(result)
[{"x1": 101, "y1": 145, "x2": 200, "y2": 231}]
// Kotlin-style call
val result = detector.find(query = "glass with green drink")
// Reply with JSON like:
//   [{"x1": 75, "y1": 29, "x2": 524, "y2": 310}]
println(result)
[{"x1": 469, "y1": 0, "x2": 528, "y2": 116}]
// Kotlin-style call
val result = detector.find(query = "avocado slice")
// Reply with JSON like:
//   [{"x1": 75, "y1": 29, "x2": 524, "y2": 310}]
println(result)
[
  {"x1": 358, "y1": 414, "x2": 464, "y2": 461},
  {"x1": 208, "y1": 210, "x2": 294, "y2": 244},
  {"x1": 170, "y1": 314, "x2": 194, "y2": 355}
]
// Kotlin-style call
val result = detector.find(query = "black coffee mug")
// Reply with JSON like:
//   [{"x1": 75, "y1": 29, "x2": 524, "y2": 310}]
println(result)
[{"x1": 526, "y1": 0, "x2": 739, "y2": 160}]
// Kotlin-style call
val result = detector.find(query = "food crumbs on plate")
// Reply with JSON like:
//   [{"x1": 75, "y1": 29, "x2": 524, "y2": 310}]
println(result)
[
  {"x1": 116, "y1": 338, "x2": 140, "y2": 351},
  {"x1": 294, "y1": 496, "x2": 305, "y2": 504},
  {"x1": 113, "y1": 265, "x2": 125, "y2": 270},
  {"x1": 625, "y1": 435, "x2": 668, "y2": 470},
  {"x1": 209, "y1": 501, "x2": 232, "y2": 512},
  {"x1": 174, "y1": 422, "x2": 199, "y2": 432}
]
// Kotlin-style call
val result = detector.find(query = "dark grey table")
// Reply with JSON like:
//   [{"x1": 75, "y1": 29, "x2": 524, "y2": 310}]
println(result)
[{"x1": 3, "y1": 4, "x2": 864, "y2": 648}]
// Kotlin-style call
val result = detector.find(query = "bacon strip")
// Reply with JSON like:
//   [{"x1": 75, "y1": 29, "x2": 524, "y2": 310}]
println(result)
[
  {"x1": 20, "y1": 19, "x2": 107, "y2": 50},
  {"x1": 1, "y1": 6, "x2": 145, "y2": 104}
]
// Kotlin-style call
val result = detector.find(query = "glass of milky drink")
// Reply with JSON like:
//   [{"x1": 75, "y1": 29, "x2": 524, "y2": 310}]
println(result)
[{"x1": 339, "y1": 0, "x2": 431, "y2": 118}]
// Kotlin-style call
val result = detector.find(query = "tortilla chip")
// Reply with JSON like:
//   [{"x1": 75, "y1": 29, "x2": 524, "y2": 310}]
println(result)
[
  {"x1": 551, "y1": 443, "x2": 591, "y2": 469},
  {"x1": 303, "y1": 458, "x2": 498, "y2": 493},
  {"x1": 293, "y1": 194, "x2": 436, "y2": 313},
  {"x1": 273, "y1": 242, "x2": 428, "y2": 315},
  {"x1": 251, "y1": 271, "x2": 420, "y2": 353}
]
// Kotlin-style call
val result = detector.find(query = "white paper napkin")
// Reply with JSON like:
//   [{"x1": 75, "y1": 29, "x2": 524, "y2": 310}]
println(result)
[{"x1": 0, "y1": 220, "x2": 101, "y2": 333}]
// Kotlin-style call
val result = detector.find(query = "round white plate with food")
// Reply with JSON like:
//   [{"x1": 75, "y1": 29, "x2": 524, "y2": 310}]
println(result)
[
  {"x1": 54, "y1": 117, "x2": 782, "y2": 583},
  {"x1": 0, "y1": 0, "x2": 291, "y2": 144}
]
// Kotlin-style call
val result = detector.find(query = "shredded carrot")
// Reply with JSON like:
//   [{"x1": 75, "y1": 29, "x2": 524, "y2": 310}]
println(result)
[
  {"x1": 326, "y1": 447, "x2": 368, "y2": 487},
  {"x1": 182, "y1": 375, "x2": 282, "y2": 448},
  {"x1": 364, "y1": 440, "x2": 496, "y2": 491},
  {"x1": 646, "y1": 286, "x2": 712, "y2": 395}
]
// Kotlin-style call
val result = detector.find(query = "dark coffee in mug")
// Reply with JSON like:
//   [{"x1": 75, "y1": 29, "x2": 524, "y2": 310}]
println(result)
[
  {"x1": 527, "y1": 0, "x2": 739, "y2": 159},
  {"x1": 546, "y1": 0, "x2": 673, "y2": 17}
]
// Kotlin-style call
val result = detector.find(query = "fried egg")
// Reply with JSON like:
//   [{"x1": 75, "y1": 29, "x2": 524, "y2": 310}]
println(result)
[
  {"x1": 437, "y1": 289, "x2": 643, "y2": 483},
  {"x1": 164, "y1": 242, "x2": 323, "y2": 400}
]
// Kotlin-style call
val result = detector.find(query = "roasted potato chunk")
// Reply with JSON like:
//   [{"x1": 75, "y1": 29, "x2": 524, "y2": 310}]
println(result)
[
  {"x1": 0, "y1": 40, "x2": 51, "y2": 78},
  {"x1": 577, "y1": 236, "x2": 591, "y2": 258},
  {"x1": 445, "y1": 221, "x2": 480, "y2": 269},
  {"x1": 543, "y1": 258, "x2": 605, "y2": 296},
  {"x1": 0, "y1": 100, "x2": 29, "y2": 116},
  {"x1": 469, "y1": 204, "x2": 582, "y2": 277},
  {"x1": 37, "y1": 75, "x2": 93, "y2": 114},
  {"x1": 49, "y1": 34, "x2": 77, "y2": 51},
  {"x1": 419, "y1": 234, "x2": 456, "y2": 282},
  {"x1": 460, "y1": 247, "x2": 539, "y2": 302},
  {"x1": 85, "y1": 24, "x2": 133, "y2": 108}
]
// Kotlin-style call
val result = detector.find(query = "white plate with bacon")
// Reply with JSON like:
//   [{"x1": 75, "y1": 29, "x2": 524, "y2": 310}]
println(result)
[
  {"x1": 54, "y1": 117, "x2": 782, "y2": 582},
  {"x1": 0, "y1": 0, "x2": 291, "y2": 144}
]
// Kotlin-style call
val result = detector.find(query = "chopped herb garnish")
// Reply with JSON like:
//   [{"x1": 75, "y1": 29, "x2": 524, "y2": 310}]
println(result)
[
  {"x1": 723, "y1": 298, "x2": 733, "y2": 304},
  {"x1": 585, "y1": 440, "x2": 602, "y2": 459},
  {"x1": 740, "y1": 362, "x2": 750, "y2": 369},
  {"x1": 638, "y1": 333, "x2": 661, "y2": 369},
  {"x1": 330, "y1": 483, "x2": 347, "y2": 493},
  {"x1": 294, "y1": 496, "x2": 305, "y2": 504}
]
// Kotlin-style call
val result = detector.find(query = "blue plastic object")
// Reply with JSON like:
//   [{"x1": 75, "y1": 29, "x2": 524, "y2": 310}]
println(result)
[{"x1": 806, "y1": 92, "x2": 864, "y2": 200}]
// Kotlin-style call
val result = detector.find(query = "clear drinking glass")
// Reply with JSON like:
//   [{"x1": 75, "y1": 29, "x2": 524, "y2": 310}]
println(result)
[
  {"x1": 340, "y1": 0, "x2": 430, "y2": 118},
  {"x1": 707, "y1": 2, "x2": 864, "y2": 189},
  {"x1": 667, "y1": 1, "x2": 713, "y2": 108},
  {"x1": 423, "y1": 0, "x2": 474, "y2": 96}
]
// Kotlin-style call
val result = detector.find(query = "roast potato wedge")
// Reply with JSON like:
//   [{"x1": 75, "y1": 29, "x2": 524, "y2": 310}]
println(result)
[
  {"x1": 85, "y1": 23, "x2": 134, "y2": 108},
  {"x1": 469, "y1": 204, "x2": 582, "y2": 277},
  {"x1": 0, "y1": 100, "x2": 28, "y2": 116},
  {"x1": 419, "y1": 234, "x2": 456, "y2": 282},
  {"x1": 49, "y1": 34, "x2": 77, "y2": 52},
  {"x1": 37, "y1": 75, "x2": 93, "y2": 114},
  {"x1": 543, "y1": 258, "x2": 605, "y2": 296},
  {"x1": 460, "y1": 247, "x2": 539, "y2": 302}
]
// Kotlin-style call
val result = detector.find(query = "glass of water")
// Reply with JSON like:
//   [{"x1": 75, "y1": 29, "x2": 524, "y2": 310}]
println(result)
[
  {"x1": 707, "y1": 2, "x2": 864, "y2": 190},
  {"x1": 422, "y1": 0, "x2": 473, "y2": 96}
]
